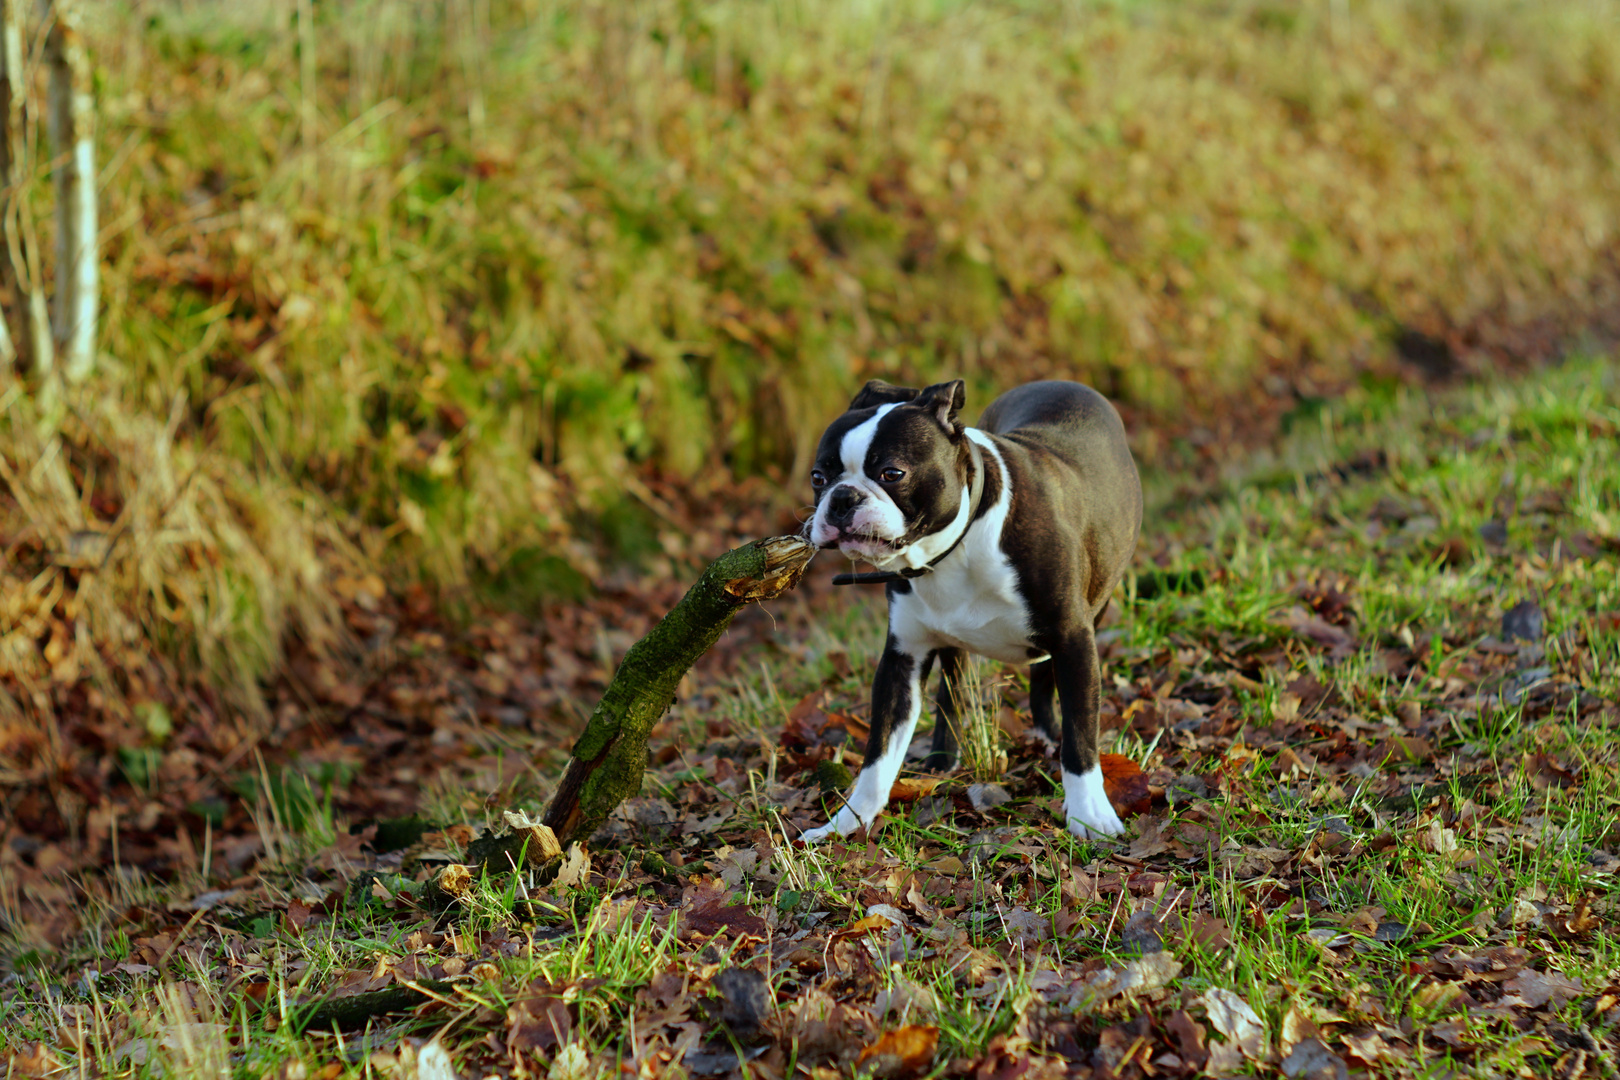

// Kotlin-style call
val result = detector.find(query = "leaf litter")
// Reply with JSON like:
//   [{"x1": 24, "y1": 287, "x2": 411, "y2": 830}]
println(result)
[{"x1": 5, "y1": 367, "x2": 1620, "y2": 1078}]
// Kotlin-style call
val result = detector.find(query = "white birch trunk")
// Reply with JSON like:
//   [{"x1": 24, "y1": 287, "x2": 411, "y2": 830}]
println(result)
[
  {"x1": 0, "y1": 0, "x2": 27, "y2": 368},
  {"x1": 43, "y1": 0, "x2": 95, "y2": 381}
]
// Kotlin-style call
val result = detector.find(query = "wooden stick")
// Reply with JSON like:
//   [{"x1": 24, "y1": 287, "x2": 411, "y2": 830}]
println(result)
[{"x1": 540, "y1": 535, "x2": 816, "y2": 846}]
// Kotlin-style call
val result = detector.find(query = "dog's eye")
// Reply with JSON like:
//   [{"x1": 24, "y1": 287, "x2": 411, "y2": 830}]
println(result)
[
  {"x1": 880, "y1": 467, "x2": 906, "y2": 483},
  {"x1": 810, "y1": 470, "x2": 828, "y2": 489}
]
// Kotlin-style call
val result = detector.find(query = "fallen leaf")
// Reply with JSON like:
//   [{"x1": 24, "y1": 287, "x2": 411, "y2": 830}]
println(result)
[
  {"x1": 1128, "y1": 816, "x2": 1170, "y2": 859},
  {"x1": 1003, "y1": 907, "x2": 1050, "y2": 944},
  {"x1": 1279, "y1": 1038, "x2": 1347, "y2": 1080},
  {"x1": 890, "y1": 777, "x2": 941, "y2": 802},
  {"x1": 1175, "y1": 913, "x2": 1233, "y2": 951},
  {"x1": 711, "y1": 967, "x2": 772, "y2": 1039},
  {"x1": 1501, "y1": 599, "x2": 1544, "y2": 642},
  {"x1": 1500, "y1": 969, "x2": 1582, "y2": 1009},
  {"x1": 1165, "y1": 1009, "x2": 1208, "y2": 1070},
  {"x1": 1339, "y1": 1031, "x2": 1392, "y2": 1067},
  {"x1": 845, "y1": 910, "x2": 904, "y2": 935},
  {"x1": 285, "y1": 897, "x2": 314, "y2": 935},
  {"x1": 1201, "y1": 988, "x2": 1266, "y2": 1059},
  {"x1": 857, "y1": 1025, "x2": 939, "y2": 1078},
  {"x1": 968, "y1": 783, "x2": 1011, "y2": 810},
  {"x1": 552, "y1": 844, "x2": 590, "y2": 890},
  {"x1": 680, "y1": 881, "x2": 768, "y2": 943},
  {"x1": 435, "y1": 864, "x2": 474, "y2": 898},
  {"x1": 1417, "y1": 819, "x2": 1457, "y2": 854},
  {"x1": 1556, "y1": 895, "x2": 1601, "y2": 937},
  {"x1": 1101, "y1": 753, "x2": 1153, "y2": 816},
  {"x1": 1073, "y1": 952, "x2": 1182, "y2": 1010},
  {"x1": 1279, "y1": 1004, "x2": 1320, "y2": 1053},
  {"x1": 408, "y1": 1040, "x2": 457, "y2": 1080},
  {"x1": 507, "y1": 993, "x2": 573, "y2": 1053},
  {"x1": 7, "y1": 1043, "x2": 65, "y2": 1078},
  {"x1": 1119, "y1": 909, "x2": 1164, "y2": 954},
  {"x1": 1273, "y1": 607, "x2": 1357, "y2": 659}
]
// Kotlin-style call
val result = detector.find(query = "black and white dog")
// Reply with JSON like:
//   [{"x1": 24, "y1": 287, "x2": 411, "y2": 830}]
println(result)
[{"x1": 801, "y1": 378, "x2": 1141, "y2": 842}]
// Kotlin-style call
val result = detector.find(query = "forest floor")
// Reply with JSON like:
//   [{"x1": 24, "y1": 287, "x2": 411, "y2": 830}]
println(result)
[{"x1": 3, "y1": 357, "x2": 1619, "y2": 1079}]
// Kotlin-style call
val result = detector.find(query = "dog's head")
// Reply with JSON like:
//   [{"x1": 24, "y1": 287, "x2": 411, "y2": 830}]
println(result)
[{"x1": 805, "y1": 379, "x2": 972, "y2": 568}]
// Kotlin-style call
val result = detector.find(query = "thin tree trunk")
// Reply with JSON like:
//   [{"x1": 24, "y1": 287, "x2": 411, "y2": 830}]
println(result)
[
  {"x1": 540, "y1": 535, "x2": 816, "y2": 847},
  {"x1": 42, "y1": 0, "x2": 94, "y2": 381},
  {"x1": 0, "y1": 0, "x2": 29, "y2": 369}
]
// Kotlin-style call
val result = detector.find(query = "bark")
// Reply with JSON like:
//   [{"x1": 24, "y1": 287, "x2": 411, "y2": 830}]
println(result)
[
  {"x1": 541, "y1": 534, "x2": 816, "y2": 846},
  {"x1": 42, "y1": 0, "x2": 95, "y2": 380}
]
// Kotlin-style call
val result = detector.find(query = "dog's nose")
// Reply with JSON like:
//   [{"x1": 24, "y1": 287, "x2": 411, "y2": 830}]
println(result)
[{"x1": 826, "y1": 485, "x2": 863, "y2": 527}]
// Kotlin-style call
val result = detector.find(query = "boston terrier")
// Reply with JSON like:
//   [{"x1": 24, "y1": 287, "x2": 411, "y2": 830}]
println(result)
[{"x1": 801, "y1": 378, "x2": 1141, "y2": 842}]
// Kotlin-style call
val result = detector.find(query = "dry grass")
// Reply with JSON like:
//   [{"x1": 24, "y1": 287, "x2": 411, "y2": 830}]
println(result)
[
  {"x1": 0, "y1": 382, "x2": 351, "y2": 767},
  {"x1": 4, "y1": 0, "x2": 1620, "y2": 739},
  {"x1": 80, "y1": 0, "x2": 1620, "y2": 581}
]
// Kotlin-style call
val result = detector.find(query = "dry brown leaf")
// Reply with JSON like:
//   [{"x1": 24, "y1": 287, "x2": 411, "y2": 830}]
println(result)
[
  {"x1": 1500, "y1": 969, "x2": 1582, "y2": 1009},
  {"x1": 1165, "y1": 1008, "x2": 1208, "y2": 1070},
  {"x1": 889, "y1": 777, "x2": 941, "y2": 802},
  {"x1": 552, "y1": 844, "x2": 590, "y2": 890},
  {"x1": 285, "y1": 897, "x2": 314, "y2": 935},
  {"x1": 1101, "y1": 753, "x2": 1153, "y2": 816},
  {"x1": 856, "y1": 1025, "x2": 939, "y2": 1078},
  {"x1": 1201, "y1": 988, "x2": 1266, "y2": 1059},
  {"x1": 1072, "y1": 952, "x2": 1182, "y2": 1011},
  {"x1": 1279, "y1": 1003, "x2": 1320, "y2": 1053},
  {"x1": 1340, "y1": 1031, "x2": 1393, "y2": 1067},
  {"x1": 845, "y1": 912, "x2": 900, "y2": 935},
  {"x1": 678, "y1": 881, "x2": 768, "y2": 943},
  {"x1": 7, "y1": 1043, "x2": 65, "y2": 1078}
]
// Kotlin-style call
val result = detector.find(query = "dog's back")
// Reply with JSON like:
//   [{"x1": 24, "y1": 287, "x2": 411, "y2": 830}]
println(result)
[{"x1": 976, "y1": 380, "x2": 1143, "y2": 607}]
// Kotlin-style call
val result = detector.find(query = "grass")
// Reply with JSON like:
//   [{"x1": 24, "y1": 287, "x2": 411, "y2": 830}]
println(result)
[
  {"x1": 5, "y1": 0, "x2": 1620, "y2": 776},
  {"x1": 5, "y1": 355, "x2": 1617, "y2": 1077}
]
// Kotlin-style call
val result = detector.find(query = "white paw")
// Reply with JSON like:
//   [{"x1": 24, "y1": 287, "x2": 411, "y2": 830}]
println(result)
[
  {"x1": 803, "y1": 763, "x2": 897, "y2": 842},
  {"x1": 1063, "y1": 765, "x2": 1125, "y2": 839},
  {"x1": 801, "y1": 806, "x2": 866, "y2": 844}
]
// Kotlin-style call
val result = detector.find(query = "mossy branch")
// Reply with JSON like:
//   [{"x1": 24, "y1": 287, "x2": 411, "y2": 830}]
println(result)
[{"x1": 541, "y1": 535, "x2": 816, "y2": 846}]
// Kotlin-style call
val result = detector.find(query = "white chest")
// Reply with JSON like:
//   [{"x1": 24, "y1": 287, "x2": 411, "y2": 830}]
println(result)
[
  {"x1": 886, "y1": 431, "x2": 1039, "y2": 664},
  {"x1": 889, "y1": 552, "x2": 1036, "y2": 664}
]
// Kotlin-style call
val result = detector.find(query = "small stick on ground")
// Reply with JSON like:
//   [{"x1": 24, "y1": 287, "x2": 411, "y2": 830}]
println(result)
[{"x1": 540, "y1": 535, "x2": 816, "y2": 847}]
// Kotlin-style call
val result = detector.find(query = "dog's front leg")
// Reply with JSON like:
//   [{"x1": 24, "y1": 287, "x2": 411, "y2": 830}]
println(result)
[
  {"x1": 802, "y1": 637, "x2": 925, "y2": 842},
  {"x1": 1052, "y1": 627, "x2": 1125, "y2": 839},
  {"x1": 924, "y1": 646, "x2": 966, "y2": 771}
]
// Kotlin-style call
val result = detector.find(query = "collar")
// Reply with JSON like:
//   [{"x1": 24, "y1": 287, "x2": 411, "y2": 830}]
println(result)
[{"x1": 832, "y1": 437, "x2": 987, "y2": 586}]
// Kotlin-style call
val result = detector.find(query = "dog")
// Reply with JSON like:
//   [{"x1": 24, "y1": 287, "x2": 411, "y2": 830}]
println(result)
[{"x1": 801, "y1": 378, "x2": 1141, "y2": 841}]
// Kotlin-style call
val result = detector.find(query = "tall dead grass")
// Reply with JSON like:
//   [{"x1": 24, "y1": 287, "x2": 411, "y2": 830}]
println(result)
[
  {"x1": 82, "y1": 0, "x2": 1620, "y2": 582},
  {"x1": 4, "y1": 0, "x2": 1620, "y2": 751},
  {"x1": 0, "y1": 382, "x2": 349, "y2": 770}
]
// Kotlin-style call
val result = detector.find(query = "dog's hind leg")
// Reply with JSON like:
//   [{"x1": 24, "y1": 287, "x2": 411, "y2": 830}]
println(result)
[
  {"x1": 1028, "y1": 658, "x2": 1058, "y2": 743},
  {"x1": 1053, "y1": 627, "x2": 1125, "y2": 838},
  {"x1": 924, "y1": 647, "x2": 966, "y2": 771}
]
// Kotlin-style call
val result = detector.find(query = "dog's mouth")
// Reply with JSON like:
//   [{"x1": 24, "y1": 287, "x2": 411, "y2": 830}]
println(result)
[{"x1": 829, "y1": 530, "x2": 907, "y2": 562}]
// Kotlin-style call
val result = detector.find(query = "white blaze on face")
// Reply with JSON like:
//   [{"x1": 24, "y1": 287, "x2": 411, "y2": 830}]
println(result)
[{"x1": 808, "y1": 404, "x2": 909, "y2": 563}]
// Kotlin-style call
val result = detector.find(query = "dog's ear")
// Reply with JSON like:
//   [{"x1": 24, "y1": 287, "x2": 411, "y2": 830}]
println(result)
[
  {"x1": 912, "y1": 379, "x2": 966, "y2": 434},
  {"x1": 849, "y1": 379, "x2": 919, "y2": 411}
]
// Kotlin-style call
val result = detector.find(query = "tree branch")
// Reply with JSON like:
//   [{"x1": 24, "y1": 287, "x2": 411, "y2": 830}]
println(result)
[{"x1": 541, "y1": 534, "x2": 816, "y2": 846}]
